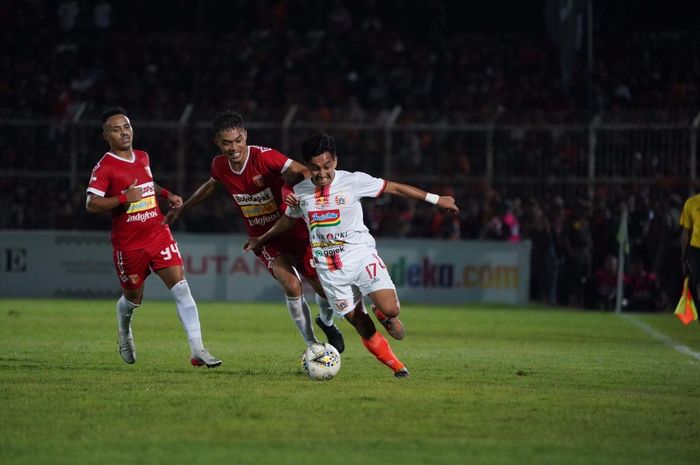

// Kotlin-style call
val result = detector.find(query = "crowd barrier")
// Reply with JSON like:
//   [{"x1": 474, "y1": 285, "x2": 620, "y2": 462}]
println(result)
[{"x1": 0, "y1": 231, "x2": 531, "y2": 305}]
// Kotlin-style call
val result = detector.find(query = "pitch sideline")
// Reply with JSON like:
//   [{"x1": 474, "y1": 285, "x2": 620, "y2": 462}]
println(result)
[{"x1": 618, "y1": 313, "x2": 700, "y2": 362}]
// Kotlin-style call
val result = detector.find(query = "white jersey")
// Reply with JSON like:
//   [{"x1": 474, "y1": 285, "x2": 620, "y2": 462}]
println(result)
[{"x1": 286, "y1": 170, "x2": 387, "y2": 272}]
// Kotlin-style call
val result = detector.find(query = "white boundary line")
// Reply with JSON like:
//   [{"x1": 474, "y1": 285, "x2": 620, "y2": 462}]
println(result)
[{"x1": 619, "y1": 313, "x2": 700, "y2": 362}]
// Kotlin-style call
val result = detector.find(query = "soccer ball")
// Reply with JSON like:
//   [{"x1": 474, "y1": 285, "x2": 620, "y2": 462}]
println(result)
[{"x1": 301, "y1": 342, "x2": 341, "y2": 380}]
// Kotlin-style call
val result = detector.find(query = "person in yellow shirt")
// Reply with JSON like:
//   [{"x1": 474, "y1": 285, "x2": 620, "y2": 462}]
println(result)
[{"x1": 679, "y1": 194, "x2": 700, "y2": 301}]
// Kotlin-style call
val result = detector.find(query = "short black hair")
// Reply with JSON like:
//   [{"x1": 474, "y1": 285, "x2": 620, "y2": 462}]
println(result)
[
  {"x1": 213, "y1": 110, "x2": 245, "y2": 134},
  {"x1": 101, "y1": 107, "x2": 128, "y2": 123},
  {"x1": 301, "y1": 133, "x2": 336, "y2": 163}
]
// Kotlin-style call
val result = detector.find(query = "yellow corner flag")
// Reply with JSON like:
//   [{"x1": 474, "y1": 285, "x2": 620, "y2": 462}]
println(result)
[{"x1": 675, "y1": 277, "x2": 699, "y2": 325}]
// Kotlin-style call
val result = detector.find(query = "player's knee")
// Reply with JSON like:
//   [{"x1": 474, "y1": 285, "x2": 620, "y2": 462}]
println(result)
[
  {"x1": 280, "y1": 276, "x2": 302, "y2": 297},
  {"x1": 379, "y1": 300, "x2": 401, "y2": 317}
]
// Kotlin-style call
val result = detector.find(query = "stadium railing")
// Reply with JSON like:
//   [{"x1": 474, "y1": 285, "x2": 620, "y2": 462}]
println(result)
[{"x1": 1, "y1": 105, "x2": 699, "y2": 229}]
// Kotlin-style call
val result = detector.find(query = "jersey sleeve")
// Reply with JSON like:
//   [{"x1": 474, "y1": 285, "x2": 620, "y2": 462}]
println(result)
[
  {"x1": 354, "y1": 171, "x2": 387, "y2": 198},
  {"x1": 262, "y1": 148, "x2": 293, "y2": 174},
  {"x1": 86, "y1": 160, "x2": 111, "y2": 197}
]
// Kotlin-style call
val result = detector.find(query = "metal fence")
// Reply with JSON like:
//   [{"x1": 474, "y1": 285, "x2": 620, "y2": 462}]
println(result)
[{"x1": 1, "y1": 105, "x2": 699, "y2": 223}]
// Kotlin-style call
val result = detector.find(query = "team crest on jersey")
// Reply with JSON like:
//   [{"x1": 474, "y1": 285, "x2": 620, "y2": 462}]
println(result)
[
  {"x1": 252, "y1": 175, "x2": 265, "y2": 187},
  {"x1": 315, "y1": 196, "x2": 330, "y2": 208},
  {"x1": 128, "y1": 274, "x2": 140, "y2": 285},
  {"x1": 309, "y1": 210, "x2": 341, "y2": 229},
  {"x1": 335, "y1": 299, "x2": 349, "y2": 311},
  {"x1": 334, "y1": 194, "x2": 346, "y2": 206}
]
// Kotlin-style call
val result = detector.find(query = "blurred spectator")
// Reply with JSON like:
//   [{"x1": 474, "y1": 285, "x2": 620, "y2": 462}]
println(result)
[
  {"x1": 593, "y1": 254, "x2": 626, "y2": 310},
  {"x1": 624, "y1": 258, "x2": 660, "y2": 311}
]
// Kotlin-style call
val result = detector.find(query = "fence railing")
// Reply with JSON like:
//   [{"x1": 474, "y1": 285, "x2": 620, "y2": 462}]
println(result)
[{"x1": 2, "y1": 105, "x2": 699, "y2": 213}]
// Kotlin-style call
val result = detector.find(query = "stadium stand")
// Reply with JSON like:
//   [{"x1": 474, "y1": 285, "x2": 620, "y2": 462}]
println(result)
[{"x1": 1, "y1": 0, "x2": 698, "y2": 310}]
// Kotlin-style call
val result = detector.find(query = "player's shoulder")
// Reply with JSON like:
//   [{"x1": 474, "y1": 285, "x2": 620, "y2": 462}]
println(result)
[
  {"x1": 210, "y1": 154, "x2": 229, "y2": 170},
  {"x1": 250, "y1": 145, "x2": 288, "y2": 162},
  {"x1": 337, "y1": 169, "x2": 373, "y2": 184},
  {"x1": 249, "y1": 145, "x2": 280, "y2": 156},
  {"x1": 92, "y1": 151, "x2": 118, "y2": 170},
  {"x1": 293, "y1": 178, "x2": 315, "y2": 194},
  {"x1": 211, "y1": 154, "x2": 227, "y2": 165},
  {"x1": 133, "y1": 149, "x2": 149, "y2": 160},
  {"x1": 685, "y1": 194, "x2": 700, "y2": 209}
]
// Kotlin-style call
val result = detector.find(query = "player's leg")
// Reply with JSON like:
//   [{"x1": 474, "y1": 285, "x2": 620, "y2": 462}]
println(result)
[
  {"x1": 113, "y1": 248, "x2": 149, "y2": 364},
  {"x1": 368, "y1": 288, "x2": 405, "y2": 340},
  {"x1": 154, "y1": 242, "x2": 221, "y2": 368},
  {"x1": 325, "y1": 279, "x2": 408, "y2": 378},
  {"x1": 306, "y1": 276, "x2": 345, "y2": 353},
  {"x1": 270, "y1": 253, "x2": 319, "y2": 347},
  {"x1": 343, "y1": 298, "x2": 409, "y2": 378},
  {"x1": 360, "y1": 252, "x2": 405, "y2": 340}
]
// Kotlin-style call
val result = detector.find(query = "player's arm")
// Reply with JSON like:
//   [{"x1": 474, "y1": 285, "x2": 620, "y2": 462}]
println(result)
[
  {"x1": 153, "y1": 183, "x2": 183, "y2": 209},
  {"x1": 86, "y1": 179, "x2": 142, "y2": 213},
  {"x1": 163, "y1": 177, "x2": 219, "y2": 224},
  {"x1": 383, "y1": 180, "x2": 460, "y2": 214},
  {"x1": 282, "y1": 160, "x2": 309, "y2": 186},
  {"x1": 243, "y1": 215, "x2": 297, "y2": 252}
]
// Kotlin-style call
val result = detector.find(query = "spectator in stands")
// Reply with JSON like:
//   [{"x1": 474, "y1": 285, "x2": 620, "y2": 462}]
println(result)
[
  {"x1": 624, "y1": 258, "x2": 659, "y2": 311},
  {"x1": 593, "y1": 254, "x2": 625, "y2": 311}
]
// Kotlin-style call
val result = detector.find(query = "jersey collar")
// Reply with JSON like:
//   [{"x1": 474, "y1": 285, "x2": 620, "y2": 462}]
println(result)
[
  {"x1": 106, "y1": 151, "x2": 136, "y2": 163},
  {"x1": 227, "y1": 146, "x2": 250, "y2": 174}
]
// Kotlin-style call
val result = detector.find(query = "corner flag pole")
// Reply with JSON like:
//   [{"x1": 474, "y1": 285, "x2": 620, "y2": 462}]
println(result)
[{"x1": 615, "y1": 205, "x2": 629, "y2": 314}]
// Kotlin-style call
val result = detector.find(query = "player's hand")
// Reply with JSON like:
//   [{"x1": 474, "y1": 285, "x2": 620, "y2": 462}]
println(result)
[
  {"x1": 167, "y1": 194, "x2": 183, "y2": 209},
  {"x1": 438, "y1": 196, "x2": 460, "y2": 214},
  {"x1": 243, "y1": 237, "x2": 261, "y2": 253},
  {"x1": 284, "y1": 192, "x2": 300, "y2": 208},
  {"x1": 163, "y1": 208, "x2": 183, "y2": 225},
  {"x1": 124, "y1": 179, "x2": 143, "y2": 203}
]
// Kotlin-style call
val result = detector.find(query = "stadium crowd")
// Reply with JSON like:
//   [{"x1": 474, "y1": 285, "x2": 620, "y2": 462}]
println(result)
[{"x1": 2, "y1": 0, "x2": 698, "y2": 311}]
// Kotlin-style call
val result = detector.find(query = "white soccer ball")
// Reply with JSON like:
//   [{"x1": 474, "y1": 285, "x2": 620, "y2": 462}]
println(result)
[{"x1": 301, "y1": 342, "x2": 341, "y2": 380}]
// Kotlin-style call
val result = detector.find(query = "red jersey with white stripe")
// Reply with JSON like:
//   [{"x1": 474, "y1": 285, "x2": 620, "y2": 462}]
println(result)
[
  {"x1": 210, "y1": 145, "x2": 308, "y2": 240},
  {"x1": 86, "y1": 150, "x2": 173, "y2": 251}
]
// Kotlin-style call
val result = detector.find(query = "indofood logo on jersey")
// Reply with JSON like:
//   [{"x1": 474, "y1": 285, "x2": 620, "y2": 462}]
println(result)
[
  {"x1": 233, "y1": 188, "x2": 279, "y2": 225},
  {"x1": 308, "y1": 210, "x2": 341, "y2": 229}
]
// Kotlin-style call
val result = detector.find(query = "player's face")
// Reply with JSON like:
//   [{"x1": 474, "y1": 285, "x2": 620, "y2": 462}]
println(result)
[
  {"x1": 216, "y1": 128, "x2": 248, "y2": 164},
  {"x1": 102, "y1": 114, "x2": 133, "y2": 151},
  {"x1": 307, "y1": 152, "x2": 337, "y2": 187}
]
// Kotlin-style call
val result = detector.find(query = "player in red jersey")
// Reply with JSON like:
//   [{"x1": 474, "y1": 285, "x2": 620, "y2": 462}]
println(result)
[
  {"x1": 165, "y1": 110, "x2": 344, "y2": 352},
  {"x1": 86, "y1": 107, "x2": 221, "y2": 368}
]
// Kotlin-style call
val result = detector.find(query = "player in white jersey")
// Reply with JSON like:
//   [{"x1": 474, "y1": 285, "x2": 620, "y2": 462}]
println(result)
[{"x1": 244, "y1": 133, "x2": 459, "y2": 377}]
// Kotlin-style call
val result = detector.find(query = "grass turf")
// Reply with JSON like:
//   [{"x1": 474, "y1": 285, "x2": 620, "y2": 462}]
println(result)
[{"x1": 1, "y1": 299, "x2": 699, "y2": 465}]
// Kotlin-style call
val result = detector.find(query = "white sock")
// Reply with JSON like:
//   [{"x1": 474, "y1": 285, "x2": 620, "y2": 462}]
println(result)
[
  {"x1": 286, "y1": 296, "x2": 319, "y2": 346},
  {"x1": 315, "y1": 294, "x2": 335, "y2": 326},
  {"x1": 170, "y1": 280, "x2": 204, "y2": 354},
  {"x1": 116, "y1": 296, "x2": 138, "y2": 336}
]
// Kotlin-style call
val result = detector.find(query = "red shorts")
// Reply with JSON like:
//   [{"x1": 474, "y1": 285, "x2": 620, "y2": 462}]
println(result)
[
  {"x1": 255, "y1": 237, "x2": 317, "y2": 279},
  {"x1": 113, "y1": 238, "x2": 183, "y2": 290}
]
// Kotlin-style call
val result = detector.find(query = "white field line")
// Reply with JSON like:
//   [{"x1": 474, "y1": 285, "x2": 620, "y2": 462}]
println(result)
[{"x1": 618, "y1": 313, "x2": 700, "y2": 362}]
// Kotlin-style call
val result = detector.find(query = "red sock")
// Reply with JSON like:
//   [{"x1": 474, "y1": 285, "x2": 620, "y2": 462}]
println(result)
[{"x1": 361, "y1": 331, "x2": 405, "y2": 372}]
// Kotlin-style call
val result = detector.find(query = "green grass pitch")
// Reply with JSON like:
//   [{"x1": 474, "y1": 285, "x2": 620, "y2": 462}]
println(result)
[{"x1": 1, "y1": 299, "x2": 699, "y2": 465}]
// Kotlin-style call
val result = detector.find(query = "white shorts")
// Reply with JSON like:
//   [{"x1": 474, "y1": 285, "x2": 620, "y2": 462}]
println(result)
[{"x1": 317, "y1": 250, "x2": 396, "y2": 316}]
